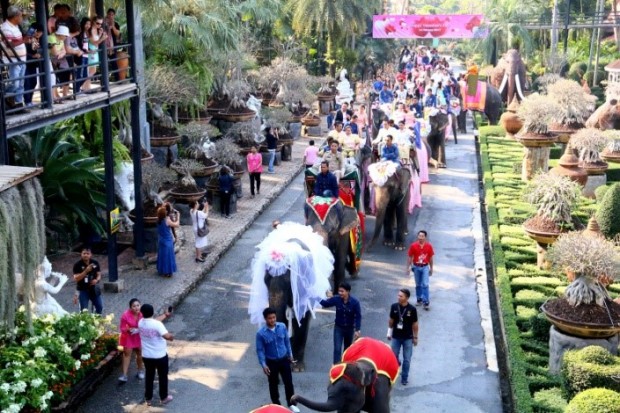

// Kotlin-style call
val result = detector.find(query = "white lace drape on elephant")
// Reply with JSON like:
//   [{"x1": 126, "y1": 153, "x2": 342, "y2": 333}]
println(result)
[
  {"x1": 367, "y1": 161, "x2": 398, "y2": 187},
  {"x1": 249, "y1": 222, "x2": 334, "y2": 326}
]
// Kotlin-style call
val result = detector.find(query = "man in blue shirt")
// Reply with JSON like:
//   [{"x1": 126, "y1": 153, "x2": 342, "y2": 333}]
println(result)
[
  {"x1": 410, "y1": 96, "x2": 423, "y2": 118},
  {"x1": 379, "y1": 85, "x2": 394, "y2": 105},
  {"x1": 381, "y1": 135, "x2": 400, "y2": 164},
  {"x1": 256, "y1": 307, "x2": 295, "y2": 407},
  {"x1": 313, "y1": 161, "x2": 339, "y2": 198},
  {"x1": 320, "y1": 282, "x2": 362, "y2": 364},
  {"x1": 373, "y1": 76, "x2": 384, "y2": 93}
]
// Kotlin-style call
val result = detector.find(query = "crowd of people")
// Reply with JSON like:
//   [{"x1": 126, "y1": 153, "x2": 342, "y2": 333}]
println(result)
[{"x1": 1, "y1": 4, "x2": 125, "y2": 113}]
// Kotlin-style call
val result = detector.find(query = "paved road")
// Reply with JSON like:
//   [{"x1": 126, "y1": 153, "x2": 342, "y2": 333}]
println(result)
[{"x1": 77, "y1": 131, "x2": 501, "y2": 412}]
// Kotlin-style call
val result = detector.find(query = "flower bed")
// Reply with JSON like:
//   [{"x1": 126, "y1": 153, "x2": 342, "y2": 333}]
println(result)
[
  {"x1": 0, "y1": 308, "x2": 117, "y2": 412},
  {"x1": 479, "y1": 128, "x2": 620, "y2": 412}
]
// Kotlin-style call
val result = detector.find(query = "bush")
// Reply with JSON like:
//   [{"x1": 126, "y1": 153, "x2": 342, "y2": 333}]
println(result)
[
  {"x1": 595, "y1": 185, "x2": 610, "y2": 201},
  {"x1": 533, "y1": 387, "x2": 567, "y2": 412},
  {"x1": 596, "y1": 183, "x2": 620, "y2": 238},
  {"x1": 531, "y1": 312, "x2": 552, "y2": 342},
  {"x1": 561, "y1": 346, "x2": 620, "y2": 398},
  {"x1": 584, "y1": 70, "x2": 607, "y2": 87},
  {"x1": 565, "y1": 388, "x2": 620, "y2": 413},
  {"x1": 479, "y1": 125, "x2": 506, "y2": 138}
]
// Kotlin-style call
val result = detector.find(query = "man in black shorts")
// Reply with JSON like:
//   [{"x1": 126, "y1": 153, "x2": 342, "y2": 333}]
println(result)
[{"x1": 72, "y1": 247, "x2": 103, "y2": 314}]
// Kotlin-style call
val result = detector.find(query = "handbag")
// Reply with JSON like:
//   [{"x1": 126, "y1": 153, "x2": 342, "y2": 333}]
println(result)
[{"x1": 195, "y1": 212, "x2": 209, "y2": 237}]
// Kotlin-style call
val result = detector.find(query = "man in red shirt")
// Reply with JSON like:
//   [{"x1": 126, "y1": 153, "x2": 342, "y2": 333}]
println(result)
[{"x1": 406, "y1": 230, "x2": 435, "y2": 310}]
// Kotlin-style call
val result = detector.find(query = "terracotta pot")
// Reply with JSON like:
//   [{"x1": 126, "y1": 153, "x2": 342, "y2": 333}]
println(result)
[
  {"x1": 549, "y1": 144, "x2": 588, "y2": 186},
  {"x1": 129, "y1": 210, "x2": 158, "y2": 226},
  {"x1": 541, "y1": 299, "x2": 620, "y2": 338},
  {"x1": 548, "y1": 122, "x2": 582, "y2": 144},
  {"x1": 523, "y1": 219, "x2": 562, "y2": 245},
  {"x1": 169, "y1": 187, "x2": 207, "y2": 203},
  {"x1": 150, "y1": 136, "x2": 180, "y2": 147},
  {"x1": 302, "y1": 116, "x2": 321, "y2": 127},
  {"x1": 317, "y1": 93, "x2": 335, "y2": 102},
  {"x1": 116, "y1": 51, "x2": 129, "y2": 81},
  {"x1": 601, "y1": 148, "x2": 620, "y2": 163},
  {"x1": 515, "y1": 132, "x2": 557, "y2": 148},
  {"x1": 580, "y1": 161, "x2": 608, "y2": 176},
  {"x1": 213, "y1": 111, "x2": 256, "y2": 122},
  {"x1": 141, "y1": 152, "x2": 154, "y2": 164},
  {"x1": 500, "y1": 111, "x2": 522, "y2": 136}
]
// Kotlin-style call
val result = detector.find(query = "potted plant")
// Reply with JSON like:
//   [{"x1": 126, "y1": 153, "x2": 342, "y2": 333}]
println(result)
[
  {"x1": 570, "y1": 128, "x2": 610, "y2": 175},
  {"x1": 223, "y1": 120, "x2": 263, "y2": 154},
  {"x1": 541, "y1": 231, "x2": 620, "y2": 338},
  {"x1": 169, "y1": 159, "x2": 207, "y2": 203},
  {"x1": 131, "y1": 162, "x2": 176, "y2": 225},
  {"x1": 546, "y1": 79, "x2": 597, "y2": 143},
  {"x1": 176, "y1": 122, "x2": 220, "y2": 177},
  {"x1": 145, "y1": 64, "x2": 198, "y2": 147},
  {"x1": 522, "y1": 172, "x2": 583, "y2": 267},
  {"x1": 515, "y1": 93, "x2": 563, "y2": 181},
  {"x1": 601, "y1": 130, "x2": 620, "y2": 163}
]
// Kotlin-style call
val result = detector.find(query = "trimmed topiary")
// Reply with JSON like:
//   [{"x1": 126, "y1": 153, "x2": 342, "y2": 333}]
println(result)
[
  {"x1": 533, "y1": 387, "x2": 567, "y2": 412},
  {"x1": 596, "y1": 183, "x2": 620, "y2": 238},
  {"x1": 565, "y1": 388, "x2": 620, "y2": 413},
  {"x1": 531, "y1": 312, "x2": 551, "y2": 342},
  {"x1": 595, "y1": 185, "x2": 610, "y2": 201},
  {"x1": 561, "y1": 346, "x2": 620, "y2": 398}
]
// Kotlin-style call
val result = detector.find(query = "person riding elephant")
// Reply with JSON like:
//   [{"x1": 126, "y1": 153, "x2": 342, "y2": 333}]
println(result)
[
  {"x1": 367, "y1": 161, "x2": 412, "y2": 251},
  {"x1": 305, "y1": 198, "x2": 360, "y2": 294},
  {"x1": 459, "y1": 80, "x2": 503, "y2": 126},
  {"x1": 249, "y1": 222, "x2": 333, "y2": 372},
  {"x1": 291, "y1": 337, "x2": 398, "y2": 413},
  {"x1": 490, "y1": 48, "x2": 527, "y2": 105}
]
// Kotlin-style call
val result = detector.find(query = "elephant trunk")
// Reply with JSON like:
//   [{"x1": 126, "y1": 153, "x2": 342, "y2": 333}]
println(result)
[{"x1": 290, "y1": 394, "x2": 343, "y2": 412}]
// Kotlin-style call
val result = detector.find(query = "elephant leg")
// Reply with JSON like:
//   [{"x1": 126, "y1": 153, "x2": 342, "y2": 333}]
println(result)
[
  {"x1": 383, "y1": 201, "x2": 396, "y2": 246},
  {"x1": 395, "y1": 194, "x2": 409, "y2": 250},
  {"x1": 438, "y1": 132, "x2": 446, "y2": 167},
  {"x1": 368, "y1": 376, "x2": 392, "y2": 413},
  {"x1": 291, "y1": 312, "x2": 312, "y2": 371},
  {"x1": 368, "y1": 189, "x2": 388, "y2": 251},
  {"x1": 451, "y1": 113, "x2": 458, "y2": 144},
  {"x1": 332, "y1": 237, "x2": 348, "y2": 294},
  {"x1": 457, "y1": 111, "x2": 467, "y2": 133}
]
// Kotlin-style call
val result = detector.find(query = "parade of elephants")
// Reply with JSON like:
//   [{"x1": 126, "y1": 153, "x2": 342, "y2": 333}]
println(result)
[{"x1": 4, "y1": 1, "x2": 620, "y2": 412}]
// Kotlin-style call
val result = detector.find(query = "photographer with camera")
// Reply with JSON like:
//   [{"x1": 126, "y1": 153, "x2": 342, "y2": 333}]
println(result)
[
  {"x1": 72, "y1": 247, "x2": 103, "y2": 314},
  {"x1": 189, "y1": 199, "x2": 209, "y2": 262}
]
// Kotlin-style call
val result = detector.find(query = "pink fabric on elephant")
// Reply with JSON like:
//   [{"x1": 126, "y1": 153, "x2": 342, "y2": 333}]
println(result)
[{"x1": 416, "y1": 143, "x2": 429, "y2": 183}]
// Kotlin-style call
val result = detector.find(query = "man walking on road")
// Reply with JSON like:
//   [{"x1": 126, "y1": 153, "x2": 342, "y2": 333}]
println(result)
[
  {"x1": 407, "y1": 230, "x2": 435, "y2": 310},
  {"x1": 256, "y1": 307, "x2": 295, "y2": 407},
  {"x1": 320, "y1": 282, "x2": 362, "y2": 364},
  {"x1": 387, "y1": 288, "x2": 419, "y2": 385}
]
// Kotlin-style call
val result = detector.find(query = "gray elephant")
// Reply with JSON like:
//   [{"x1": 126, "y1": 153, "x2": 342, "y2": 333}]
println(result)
[
  {"x1": 490, "y1": 48, "x2": 527, "y2": 105},
  {"x1": 291, "y1": 337, "x2": 397, "y2": 412},
  {"x1": 427, "y1": 110, "x2": 449, "y2": 167},
  {"x1": 459, "y1": 81, "x2": 503, "y2": 126},
  {"x1": 305, "y1": 201, "x2": 360, "y2": 294},
  {"x1": 368, "y1": 167, "x2": 411, "y2": 251}
]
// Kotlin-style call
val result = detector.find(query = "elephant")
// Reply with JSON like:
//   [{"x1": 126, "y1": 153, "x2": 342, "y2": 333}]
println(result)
[
  {"x1": 490, "y1": 48, "x2": 527, "y2": 105},
  {"x1": 368, "y1": 166, "x2": 412, "y2": 251},
  {"x1": 585, "y1": 99, "x2": 620, "y2": 130},
  {"x1": 305, "y1": 202, "x2": 360, "y2": 294},
  {"x1": 249, "y1": 223, "x2": 334, "y2": 372},
  {"x1": 427, "y1": 110, "x2": 449, "y2": 167},
  {"x1": 291, "y1": 337, "x2": 397, "y2": 413},
  {"x1": 459, "y1": 81, "x2": 503, "y2": 128}
]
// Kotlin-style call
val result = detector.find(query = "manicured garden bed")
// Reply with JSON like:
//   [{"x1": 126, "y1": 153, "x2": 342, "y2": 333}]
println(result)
[{"x1": 479, "y1": 127, "x2": 620, "y2": 412}]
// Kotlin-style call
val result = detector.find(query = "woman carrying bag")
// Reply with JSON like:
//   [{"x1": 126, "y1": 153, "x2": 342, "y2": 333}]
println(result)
[{"x1": 190, "y1": 200, "x2": 209, "y2": 262}]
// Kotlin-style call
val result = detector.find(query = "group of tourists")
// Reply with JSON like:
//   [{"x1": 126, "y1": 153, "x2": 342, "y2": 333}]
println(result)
[{"x1": 1, "y1": 3, "x2": 124, "y2": 113}]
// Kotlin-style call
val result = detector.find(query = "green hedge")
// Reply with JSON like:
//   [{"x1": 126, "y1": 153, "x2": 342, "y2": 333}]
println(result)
[
  {"x1": 565, "y1": 388, "x2": 620, "y2": 413},
  {"x1": 561, "y1": 346, "x2": 620, "y2": 398},
  {"x1": 597, "y1": 183, "x2": 620, "y2": 238}
]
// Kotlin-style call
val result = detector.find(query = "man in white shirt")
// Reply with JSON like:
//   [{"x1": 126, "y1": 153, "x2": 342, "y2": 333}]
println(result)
[
  {"x1": 139, "y1": 304, "x2": 174, "y2": 406},
  {"x1": 372, "y1": 119, "x2": 398, "y2": 156},
  {"x1": 1, "y1": 6, "x2": 28, "y2": 110}
]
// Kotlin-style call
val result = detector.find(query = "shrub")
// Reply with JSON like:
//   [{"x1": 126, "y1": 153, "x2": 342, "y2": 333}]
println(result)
[
  {"x1": 565, "y1": 388, "x2": 620, "y2": 413},
  {"x1": 479, "y1": 125, "x2": 506, "y2": 138},
  {"x1": 596, "y1": 183, "x2": 620, "y2": 238},
  {"x1": 595, "y1": 185, "x2": 610, "y2": 201},
  {"x1": 532, "y1": 387, "x2": 567, "y2": 412},
  {"x1": 561, "y1": 346, "x2": 620, "y2": 398},
  {"x1": 531, "y1": 312, "x2": 551, "y2": 342}
]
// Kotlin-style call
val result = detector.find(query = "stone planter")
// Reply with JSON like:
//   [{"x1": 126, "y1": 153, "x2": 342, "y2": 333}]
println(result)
[
  {"x1": 549, "y1": 144, "x2": 588, "y2": 186},
  {"x1": 279, "y1": 138, "x2": 294, "y2": 161},
  {"x1": 213, "y1": 111, "x2": 256, "y2": 122},
  {"x1": 317, "y1": 93, "x2": 335, "y2": 115},
  {"x1": 523, "y1": 219, "x2": 563, "y2": 268},
  {"x1": 515, "y1": 132, "x2": 556, "y2": 181}
]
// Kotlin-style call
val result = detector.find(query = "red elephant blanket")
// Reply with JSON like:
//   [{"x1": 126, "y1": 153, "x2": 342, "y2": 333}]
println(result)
[
  {"x1": 461, "y1": 81, "x2": 487, "y2": 112},
  {"x1": 306, "y1": 195, "x2": 339, "y2": 225},
  {"x1": 338, "y1": 337, "x2": 399, "y2": 384}
]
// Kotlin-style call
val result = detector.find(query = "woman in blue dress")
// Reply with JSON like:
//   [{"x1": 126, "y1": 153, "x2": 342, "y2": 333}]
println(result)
[{"x1": 156, "y1": 205, "x2": 179, "y2": 277}]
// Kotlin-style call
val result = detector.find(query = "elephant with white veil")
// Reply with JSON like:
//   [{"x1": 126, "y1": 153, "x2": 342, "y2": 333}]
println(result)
[{"x1": 249, "y1": 222, "x2": 333, "y2": 370}]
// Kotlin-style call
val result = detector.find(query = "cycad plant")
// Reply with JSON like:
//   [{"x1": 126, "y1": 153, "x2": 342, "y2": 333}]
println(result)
[
  {"x1": 570, "y1": 128, "x2": 610, "y2": 165},
  {"x1": 10, "y1": 125, "x2": 106, "y2": 236},
  {"x1": 523, "y1": 172, "x2": 582, "y2": 231}
]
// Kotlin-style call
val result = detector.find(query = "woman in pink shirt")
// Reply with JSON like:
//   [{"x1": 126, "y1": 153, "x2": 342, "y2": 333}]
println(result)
[
  {"x1": 303, "y1": 139, "x2": 320, "y2": 168},
  {"x1": 247, "y1": 145, "x2": 263, "y2": 198},
  {"x1": 118, "y1": 298, "x2": 144, "y2": 382}
]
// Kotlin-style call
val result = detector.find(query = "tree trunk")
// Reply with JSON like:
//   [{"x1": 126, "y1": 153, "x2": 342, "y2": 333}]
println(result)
[
  {"x1": 326, "y1": 33, "x2": 336, "y2": 78},
  {"x1": 613, "y1": 0, "x2": 620, "y2": 51},
  {"x1": 551, "y1": 0, "x2": 560, "y2": 55}
]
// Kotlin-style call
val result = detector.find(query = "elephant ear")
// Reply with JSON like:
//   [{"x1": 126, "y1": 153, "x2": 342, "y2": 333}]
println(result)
[{"x1": 339, "y1": 206, "x2": 359, "y2": 236}]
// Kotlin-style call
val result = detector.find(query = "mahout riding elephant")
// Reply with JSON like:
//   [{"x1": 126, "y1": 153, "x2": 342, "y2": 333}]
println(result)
[
  {"x1": 305, "y1": 201, "x2": 360, "y2": 294},
  {"x1": 249, "y1": 222, "x2": 333, "y2": 372},
  {"x1": 490, "y1": 48, "x2": 527, "y2": 105},
  {"x1": 459, "y1": 81, "x2": 503, "y2": 126},
  {"x1": 367, "y1": 164, "x2": 412, "y2": 251},
  {"x1": 291, "y1": 337, "x2": 398, "y2": 413}
]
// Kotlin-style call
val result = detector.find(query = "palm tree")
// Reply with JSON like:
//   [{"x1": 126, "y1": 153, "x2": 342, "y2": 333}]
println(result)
[{"x1": 286, "y1": 0, "x2": 380, "y2": 76}]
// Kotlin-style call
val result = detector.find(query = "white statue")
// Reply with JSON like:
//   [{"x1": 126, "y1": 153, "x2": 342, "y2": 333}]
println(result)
[
  {"x1": 113, "y1": 162, "x2": 136, "y2": 232},
  {"x1": 336, "y1": 69, "x2": 354, "y2": 105},
  {"x1": 31, "y1": 257, "x2": 69, "y2": 317}
]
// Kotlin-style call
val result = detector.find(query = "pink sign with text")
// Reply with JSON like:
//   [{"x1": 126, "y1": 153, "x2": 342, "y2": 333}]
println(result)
[{"x1": 372, "y1": 14, "x2": 488, "y2": 39}]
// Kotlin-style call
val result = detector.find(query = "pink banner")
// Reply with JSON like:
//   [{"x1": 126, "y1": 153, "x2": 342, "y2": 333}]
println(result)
[{"x1": 372, "y1": 14, "x2": 487, "y2": 39}]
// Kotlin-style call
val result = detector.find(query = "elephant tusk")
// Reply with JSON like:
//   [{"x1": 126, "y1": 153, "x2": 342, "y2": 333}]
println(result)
[
  {"x1": 515, "y1": 74, "x2": 525, "y2": 101},
  {"x1": 286, "y1": 306, "x2": 294, "y2": 338},
  {"x1": 498, "y1": 73, "x2": 508, "y2": 94}
]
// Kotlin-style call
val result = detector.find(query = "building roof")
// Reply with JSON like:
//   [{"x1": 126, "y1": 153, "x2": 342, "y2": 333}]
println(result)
[
  {"x1": 0, "y1": 166, "x2": 43, "y2": 193},
  {"x1": 605, "y1": 59, "x2": 620, "y2": 72}
]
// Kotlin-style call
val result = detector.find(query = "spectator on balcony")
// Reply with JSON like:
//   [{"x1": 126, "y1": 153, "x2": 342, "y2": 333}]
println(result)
[
  {"x1": 47, "y1": 3, "x2": 71, "y2": 35},
  {"x1": 24, "y1": 23, "x2": 43, "y2": 107},
  {"x1": 64, "y1": 19, "x2": 84, "y2": 96},
  {"x1": 49, "y1": 24, "x2": 69, "y2": 103},
  {"x1": 105, "y1": 8, "x2": 121, "y2": 81},
  {"x1": 87, "y1": 15, "x2": 108, "y2": 90},
  {"x1": 76, "y1": 18, "x2": 91, "y2": 92},
  {"x1": 1, "y1": 6, "x2": 28, "y2": 111}
]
